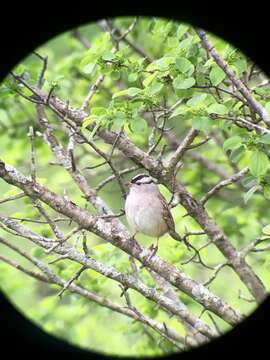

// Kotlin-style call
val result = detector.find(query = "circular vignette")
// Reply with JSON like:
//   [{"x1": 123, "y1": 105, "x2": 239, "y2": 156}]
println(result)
[{"x1": 0, "y1": 4, "x2": 270, "y2": 360}]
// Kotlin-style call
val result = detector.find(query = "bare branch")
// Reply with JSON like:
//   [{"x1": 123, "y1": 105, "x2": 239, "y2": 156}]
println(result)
[
  {"x1": 57, "y1": 265, "x2": 87, "y2": 298},
  {"x1": 197, "y1": 29, "x2": 270, "y2": 128},
  {"x1": 0, "y1": 254, "x2": 48, "y2": 283},
  {"x1": 94, "y1": 165, "x2": 140, "y2": 192},
  {"x1": 33, "y1": 51, "x2": 48, "y2": 89},
  {"x1": 71, "y1": 29, "x2": 91, "y2": 49},
  {"x1": 0, "y1": 192, "x2": 25, "y2": 204},
  {"x1": 166, "y1": 128, "x2": 199, "y2": 172},
  {"x1": 203, "y1": 263, "x2": 230, "y2": 287},
  {"x1": 32, "y1": 199, "x2": 64, "y2": 241},
  {"x1": 210, "y1": 114, "x2": 270, "y2": 135},
  {"x1": 27, "y1": 126, "x2": 36, "y2": 182},
  {"x1": 80, "y1": 75, "x2": 105, "y2": 112},
  {"x1": 201, "y1": 168, "x2": 249, "y2": 204}
]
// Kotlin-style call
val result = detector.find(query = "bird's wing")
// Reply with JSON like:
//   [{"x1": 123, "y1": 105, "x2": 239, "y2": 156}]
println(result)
[{"x1": 158, "y1": 192, "x2": 176, "y2": 232}]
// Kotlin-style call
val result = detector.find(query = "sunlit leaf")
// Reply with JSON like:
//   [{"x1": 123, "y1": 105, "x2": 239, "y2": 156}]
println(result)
[
  {"x1": 82, "y1": 62, "x2": 96, "y2": 74},
  {"x1": 262, "y1": 224, "x2": 270, "y2": 235},
  {"x1": 207, "y1": 103, "x2": 228, "y2": 115},
  {"x1": 187, "y1": 93, "x2": 207, "y2": 107},
  {"x1": 249, "y1": 150, "x2": 269, "y2": 177},
  {"x1": 130, "y1": 117, "x2": 148, "y2": 132},
  {"x1": 223, "y1": 136, "x2": 242, "y2": 151},
  {"x1": 192, "y1": 116, "x2": 212, "y2": 131},
  {"x1": 173, "y1": 76, "x2": 195, "y2": 89},
  {"x1": 209, "y1": 65, "x2": 226, "y2": 86},
  {"x1": 175, "y1": 57, "x2": 194, "y2": 74},
  {"x1": 243, "y1": 185, "x2": 260, "y2": 203}
]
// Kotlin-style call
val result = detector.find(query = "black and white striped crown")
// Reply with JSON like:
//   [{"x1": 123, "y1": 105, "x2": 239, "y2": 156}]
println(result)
[{"x1": 130, "y1": 173, "x2": 154, "y2": 185}]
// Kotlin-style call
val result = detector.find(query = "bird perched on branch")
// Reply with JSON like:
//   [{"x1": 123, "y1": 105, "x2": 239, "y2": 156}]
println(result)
[{"x1": 125, "y1": 173, "x2": 182, "y2": 257}]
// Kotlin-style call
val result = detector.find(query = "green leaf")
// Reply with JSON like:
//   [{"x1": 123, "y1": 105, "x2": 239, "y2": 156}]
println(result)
[
  {"x1": 186, "y1": 93, "x2": 207, "y2": 107},
  {"x1": 230, "y1": 145, "x2": 245, "y2": 163},
  {"x1": 112, "y1": 86, "x2": 142, "y2": 99},
  {"x1": 233, "y1": 58, "x2": 247, "y2": 75},
  {"x1": 14, "y1": 64, "x2": 26, "y2": 75},
  {"x1": 143, "y1": 72, "x2": 158, "y2": 87},
  {"x1": 249, "y1": 150, "x2": 269, "y2": 177},
  {"x1": 0, "y1": 109, "x2": 9, "y2": 122},
  {"x1": 82, "y1": 115, "x2": 96, "y2": 129},
  {"x1": 128, "y1": 73, "x2": 138, "y2": 83},
  {"x1": 89, "y1": 121, "x2": 102, "y2": 139},
  {"x1": 155, "y1": 56, "x2": 175, "y2": 70},
  {"x1": 175, "y1": 88, "x2": 194, "y2": 98},
  {"x1": 259, "y1": 133, "x2": 270, "y2": 145},
  {"x1": 242, "y1": 175, "x2": 257, "y2": 189},
  {"x1": 128, "y1": 87, "x2": 142, "y2": 97},
  {"x1": 262, "y1": 224, "x2": 270, "y2": 235},
  {"x1": 207, "y1": 103, "x2": 228, "y2": 115},
  {"x1": 111, "y1": 115, "x2": 125, "y2": 131},
  {"x1": 179, "y1": 37, "x2": 192, "y2": 50},
  {"x1": 111, "y1": 70, "x2": 121, "y2": 80},
  {"x1": 112, "y1": 89, "x2": 129, "y2": 99},
  {"x1": 146, "y1": 82, "x2": 164, "y2": 96},
  {"x1": 192, "y1": 116, "x2": 212, "y2": 131},
  {"x1": 167, "y1": 36, "x2": 179, "y2": 48},
  {"x1": 80, "y1": 53, "x2": 95, "y2": 67},
  {"x1": 91, "y1": 107, "x2": 107, "y2": 116},
  {"x1": 177, "y1": 24, "x2": 189, "y2": 39},
  {"x1": 130, "y1": 117, "x2": 148, "y2": 133},
  {"x1": 244, "y1": 185, "x2": 260, "y2": 203},
  {"x1": 175, "y1": 57, "x2": 194, "y2": 74},
  {"x1": 169, "y1": 105, "x2": 188, "y2": 119},
  {"x1": 102, "y1": 51, "x2": 115, "y2": 61},
  {"x1": 209, "y1": 65, "x2": 226, "y2": 86},
  {"x1": 173, "y1": 76, "x2": 195, "y2": 90},
  {"x1": 223, "y1": 136, "x2": 242, "y2": 151},
  {"x1": 264, "y1": 102, "x2": 270, "y2": 116},
  {"x1": 263, "y1": 185, "x2": 270, "y2": 200},
  {"x1": 82, "y1": 62, "x2": 96, "y2": 74}
]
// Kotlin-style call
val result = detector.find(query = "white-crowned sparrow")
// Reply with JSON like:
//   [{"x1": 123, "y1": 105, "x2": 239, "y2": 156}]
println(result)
[{"x1": 125, "y1": 173, "x2": 179, "y2": 255}]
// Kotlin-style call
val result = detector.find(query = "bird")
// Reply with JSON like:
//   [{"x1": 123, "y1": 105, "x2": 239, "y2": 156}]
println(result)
[{"x1": 125, "y1": 173, "x2": 181, "y2": 257}]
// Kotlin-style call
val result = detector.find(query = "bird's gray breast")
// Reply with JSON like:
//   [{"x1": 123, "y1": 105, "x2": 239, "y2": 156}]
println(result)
[{"x1": 125, "y1": 190, "x2": 168, "y2": 237}]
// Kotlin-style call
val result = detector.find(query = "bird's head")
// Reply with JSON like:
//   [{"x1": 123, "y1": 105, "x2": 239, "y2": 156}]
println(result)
[{"x1": 128, "y1": 173, "x2": 158, "y2": 192}]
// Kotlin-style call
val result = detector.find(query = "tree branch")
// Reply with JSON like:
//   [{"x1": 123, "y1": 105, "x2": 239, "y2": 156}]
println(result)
[
  {"x1": 201, "y1": 167, "x2": 249, "y2": 204},
  {"x1": 196, "y1": 29, "x2": 270, "y2": 128}
]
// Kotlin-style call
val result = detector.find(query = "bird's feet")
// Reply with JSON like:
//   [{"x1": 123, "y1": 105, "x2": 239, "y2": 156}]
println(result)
[
  {"x1": 131, "y1": 232, "x2": 137, "y2": 241},
  {"x1": 140, "y1": 244, "x2": 158, "y2": 269},
  {"x1": 148, "y1": 243, "x2": 159, "y2": 259}
]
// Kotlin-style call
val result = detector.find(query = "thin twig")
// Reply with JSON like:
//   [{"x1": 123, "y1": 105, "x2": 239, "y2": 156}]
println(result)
[
  {"x1": 28, "y1": 126, "x2": 36, "y2": 182},
  {"x1": 166, "y1": 128, "x2": 199, "y2": 173},
  {"x1": 203, "y1": 263, "x2": 229, "y2": 286},
  {"x1": 0, "y1": 192, "x2": 26, "y2": 204},
  {"x1": 71, "y1": 29, "x2": 91, "y2": 49},
  {"x1": 201, "y1": 168, "x2": 249, "y2": 205},
  {"x1": 94, "y1": 166, "x2": 140, "y2": 192},
  {"x1": 80, "y1": 75, "x2": 105, "y2": 112},
  {"x1": 58, "y1": 265, "x2": 87, "y2": 298},
  {"x1": 33, "y1": 51, "x2": 48, "y2": 89}
]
